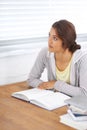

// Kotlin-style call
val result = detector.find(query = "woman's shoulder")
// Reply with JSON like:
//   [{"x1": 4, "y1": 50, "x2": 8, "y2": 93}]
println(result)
[
  {"x1": 39, "y1": 47, "x2": 49, "y2": 56},
  {"x1": 40, "y1": 47, "x2": 48, "y2": 52},
  {"x1": 73, "y1": 49, "x2": 87, "y2": 63},
  {"x1": 36, "y1": 47, "x2": 49, "y2": 60}
]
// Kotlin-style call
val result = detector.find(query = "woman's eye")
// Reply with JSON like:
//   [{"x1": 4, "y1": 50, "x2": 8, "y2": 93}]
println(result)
[
  {"x1": 53, "y1": 37, "x2": 58, "y2": 41},
  {"x1": 48, "y1": 33, "x2": 50, "y2": 37}
]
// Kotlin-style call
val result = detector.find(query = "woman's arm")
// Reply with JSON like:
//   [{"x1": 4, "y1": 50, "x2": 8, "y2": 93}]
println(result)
[
  {"x1": 38, "y1": 54, "x2": 87, "y2": 97},
  {"x1": 38, "y1": 80, "x2": 56, "y2": 89},
  {"x1": 27, "y1": 47, "x2": 48, "y2": 88},
  {"x1": 54, "y1": 55, "x2": 87, "y2": 97}
]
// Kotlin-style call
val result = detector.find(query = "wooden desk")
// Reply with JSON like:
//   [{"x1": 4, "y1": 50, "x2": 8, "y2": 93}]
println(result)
[{"x1": 0, "y1": 82, "x2": 74, "y2": 130}]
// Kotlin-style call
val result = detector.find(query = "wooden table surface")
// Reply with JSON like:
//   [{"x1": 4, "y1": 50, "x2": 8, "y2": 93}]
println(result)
[{"x1": 0, "y1": 81, "x2": 74, "y2": 130}]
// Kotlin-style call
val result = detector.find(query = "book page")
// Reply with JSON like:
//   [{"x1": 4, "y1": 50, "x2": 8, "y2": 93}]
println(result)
[
  {"x1": 30, "y1": 92, "x2": 70, "y2": 110},
  {"x1": 60, "y1": 114, "x2": 87, "y2": 130},
  {"x1": 12, "y1": 88, "x2": 54, "y2": 101}
]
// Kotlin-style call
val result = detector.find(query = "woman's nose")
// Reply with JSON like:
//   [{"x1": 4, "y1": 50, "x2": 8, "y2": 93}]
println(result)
[
  {"x1": 48, "y1": 36, "x2": 52, "y2": 42},
  {"x1": 48, "y1": 37, "x2": 53, "y2": 45}
]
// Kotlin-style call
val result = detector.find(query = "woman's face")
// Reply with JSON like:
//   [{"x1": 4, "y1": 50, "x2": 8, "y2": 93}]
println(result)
[{"x1": 48, "y1": 27, "x2": 64, "y2": 53}]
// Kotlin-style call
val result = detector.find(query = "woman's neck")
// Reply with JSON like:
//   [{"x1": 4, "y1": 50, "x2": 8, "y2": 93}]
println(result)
[
  {"x1": 55, "y1": 49, "x2": 73, "y2": 71},
  {"x1": 55, "y1": 49, "x2": 72, "y2": 63}
]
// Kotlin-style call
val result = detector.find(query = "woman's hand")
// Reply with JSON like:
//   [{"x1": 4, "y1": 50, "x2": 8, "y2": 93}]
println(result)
[{"x1": 38, "y1": 80, "x2": 56, "y2": 89}]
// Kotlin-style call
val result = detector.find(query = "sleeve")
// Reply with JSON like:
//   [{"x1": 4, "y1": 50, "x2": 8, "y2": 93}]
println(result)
[
  {"x1": 27, "y1": 47, "x2": 48, "y2": 88},
  {"x1": 54, "y1": 54, "x2": 87, "y2": 97}
]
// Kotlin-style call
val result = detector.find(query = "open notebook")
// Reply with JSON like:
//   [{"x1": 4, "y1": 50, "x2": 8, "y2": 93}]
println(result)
[
  {"x1": 60, "y1": 113, "x2": 87, "y2": 130},
  {"x1": 11, "y1": 88, "x2": 70, "y2": 110}
]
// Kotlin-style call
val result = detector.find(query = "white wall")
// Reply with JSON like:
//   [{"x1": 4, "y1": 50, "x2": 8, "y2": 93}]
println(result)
[
  {"x1": 0, "y1": 50, "x2": 38, "y2": 85},
  {"x1": 0, "y1": 40, "x2": 48, "y2": 86}
]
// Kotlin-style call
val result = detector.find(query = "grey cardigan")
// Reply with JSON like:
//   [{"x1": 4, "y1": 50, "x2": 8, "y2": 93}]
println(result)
[{"x1": 28, "y1": 47, "x2": 87, "y2": 97}]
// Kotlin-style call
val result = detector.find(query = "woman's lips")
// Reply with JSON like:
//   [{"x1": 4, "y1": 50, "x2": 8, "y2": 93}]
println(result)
[{"x1": 49, "y1": 45, "x2": 53, "y2": 48}]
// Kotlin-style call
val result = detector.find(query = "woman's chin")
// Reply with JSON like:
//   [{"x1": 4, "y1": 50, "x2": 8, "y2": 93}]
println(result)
[{"x1": 48, "y1": 48, "x2": 54, "y2": 52}]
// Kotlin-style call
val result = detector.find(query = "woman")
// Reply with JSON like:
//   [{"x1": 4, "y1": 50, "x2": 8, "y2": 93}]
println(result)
[{"x1": 28, "y1": 19, "x2": 87, "y2": 97}]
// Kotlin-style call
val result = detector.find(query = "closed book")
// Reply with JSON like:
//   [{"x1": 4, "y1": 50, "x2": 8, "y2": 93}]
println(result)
[
  {"x1": 67, "y1": 109, "x2": 87, "y2": 121},
  {"x1": 65, "y1": 95, "x2": 87, "y2": 114},
  {"x1": 68, "y1": 105, "x2": 87, "y2": 115}
]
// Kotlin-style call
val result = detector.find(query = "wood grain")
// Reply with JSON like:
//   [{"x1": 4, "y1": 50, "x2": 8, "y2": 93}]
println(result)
[{"x1": 0, "y1": 81, "x2": 74, "y2": 130}]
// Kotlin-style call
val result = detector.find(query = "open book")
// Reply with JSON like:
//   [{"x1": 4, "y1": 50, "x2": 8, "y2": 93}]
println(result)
[
  {"x1": 60, "y1": 113, "x2": 87, "y2": 130},
  {"x1": 11, "y1": 88, "x2": 70, "y2": 110}
]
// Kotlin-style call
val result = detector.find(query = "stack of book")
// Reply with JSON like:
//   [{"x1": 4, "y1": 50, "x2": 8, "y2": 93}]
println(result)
[
  {"x1": 67, "y1": 108, "x2": 87, "y2": 121},
  {"x1": 60, "y1": 95, "x2": 87, "y2": 130}
]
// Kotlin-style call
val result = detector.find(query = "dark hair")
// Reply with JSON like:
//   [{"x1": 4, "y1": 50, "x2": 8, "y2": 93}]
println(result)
[{"x1": 52, "y1": 19, "x2": 81, "y2": 53}]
